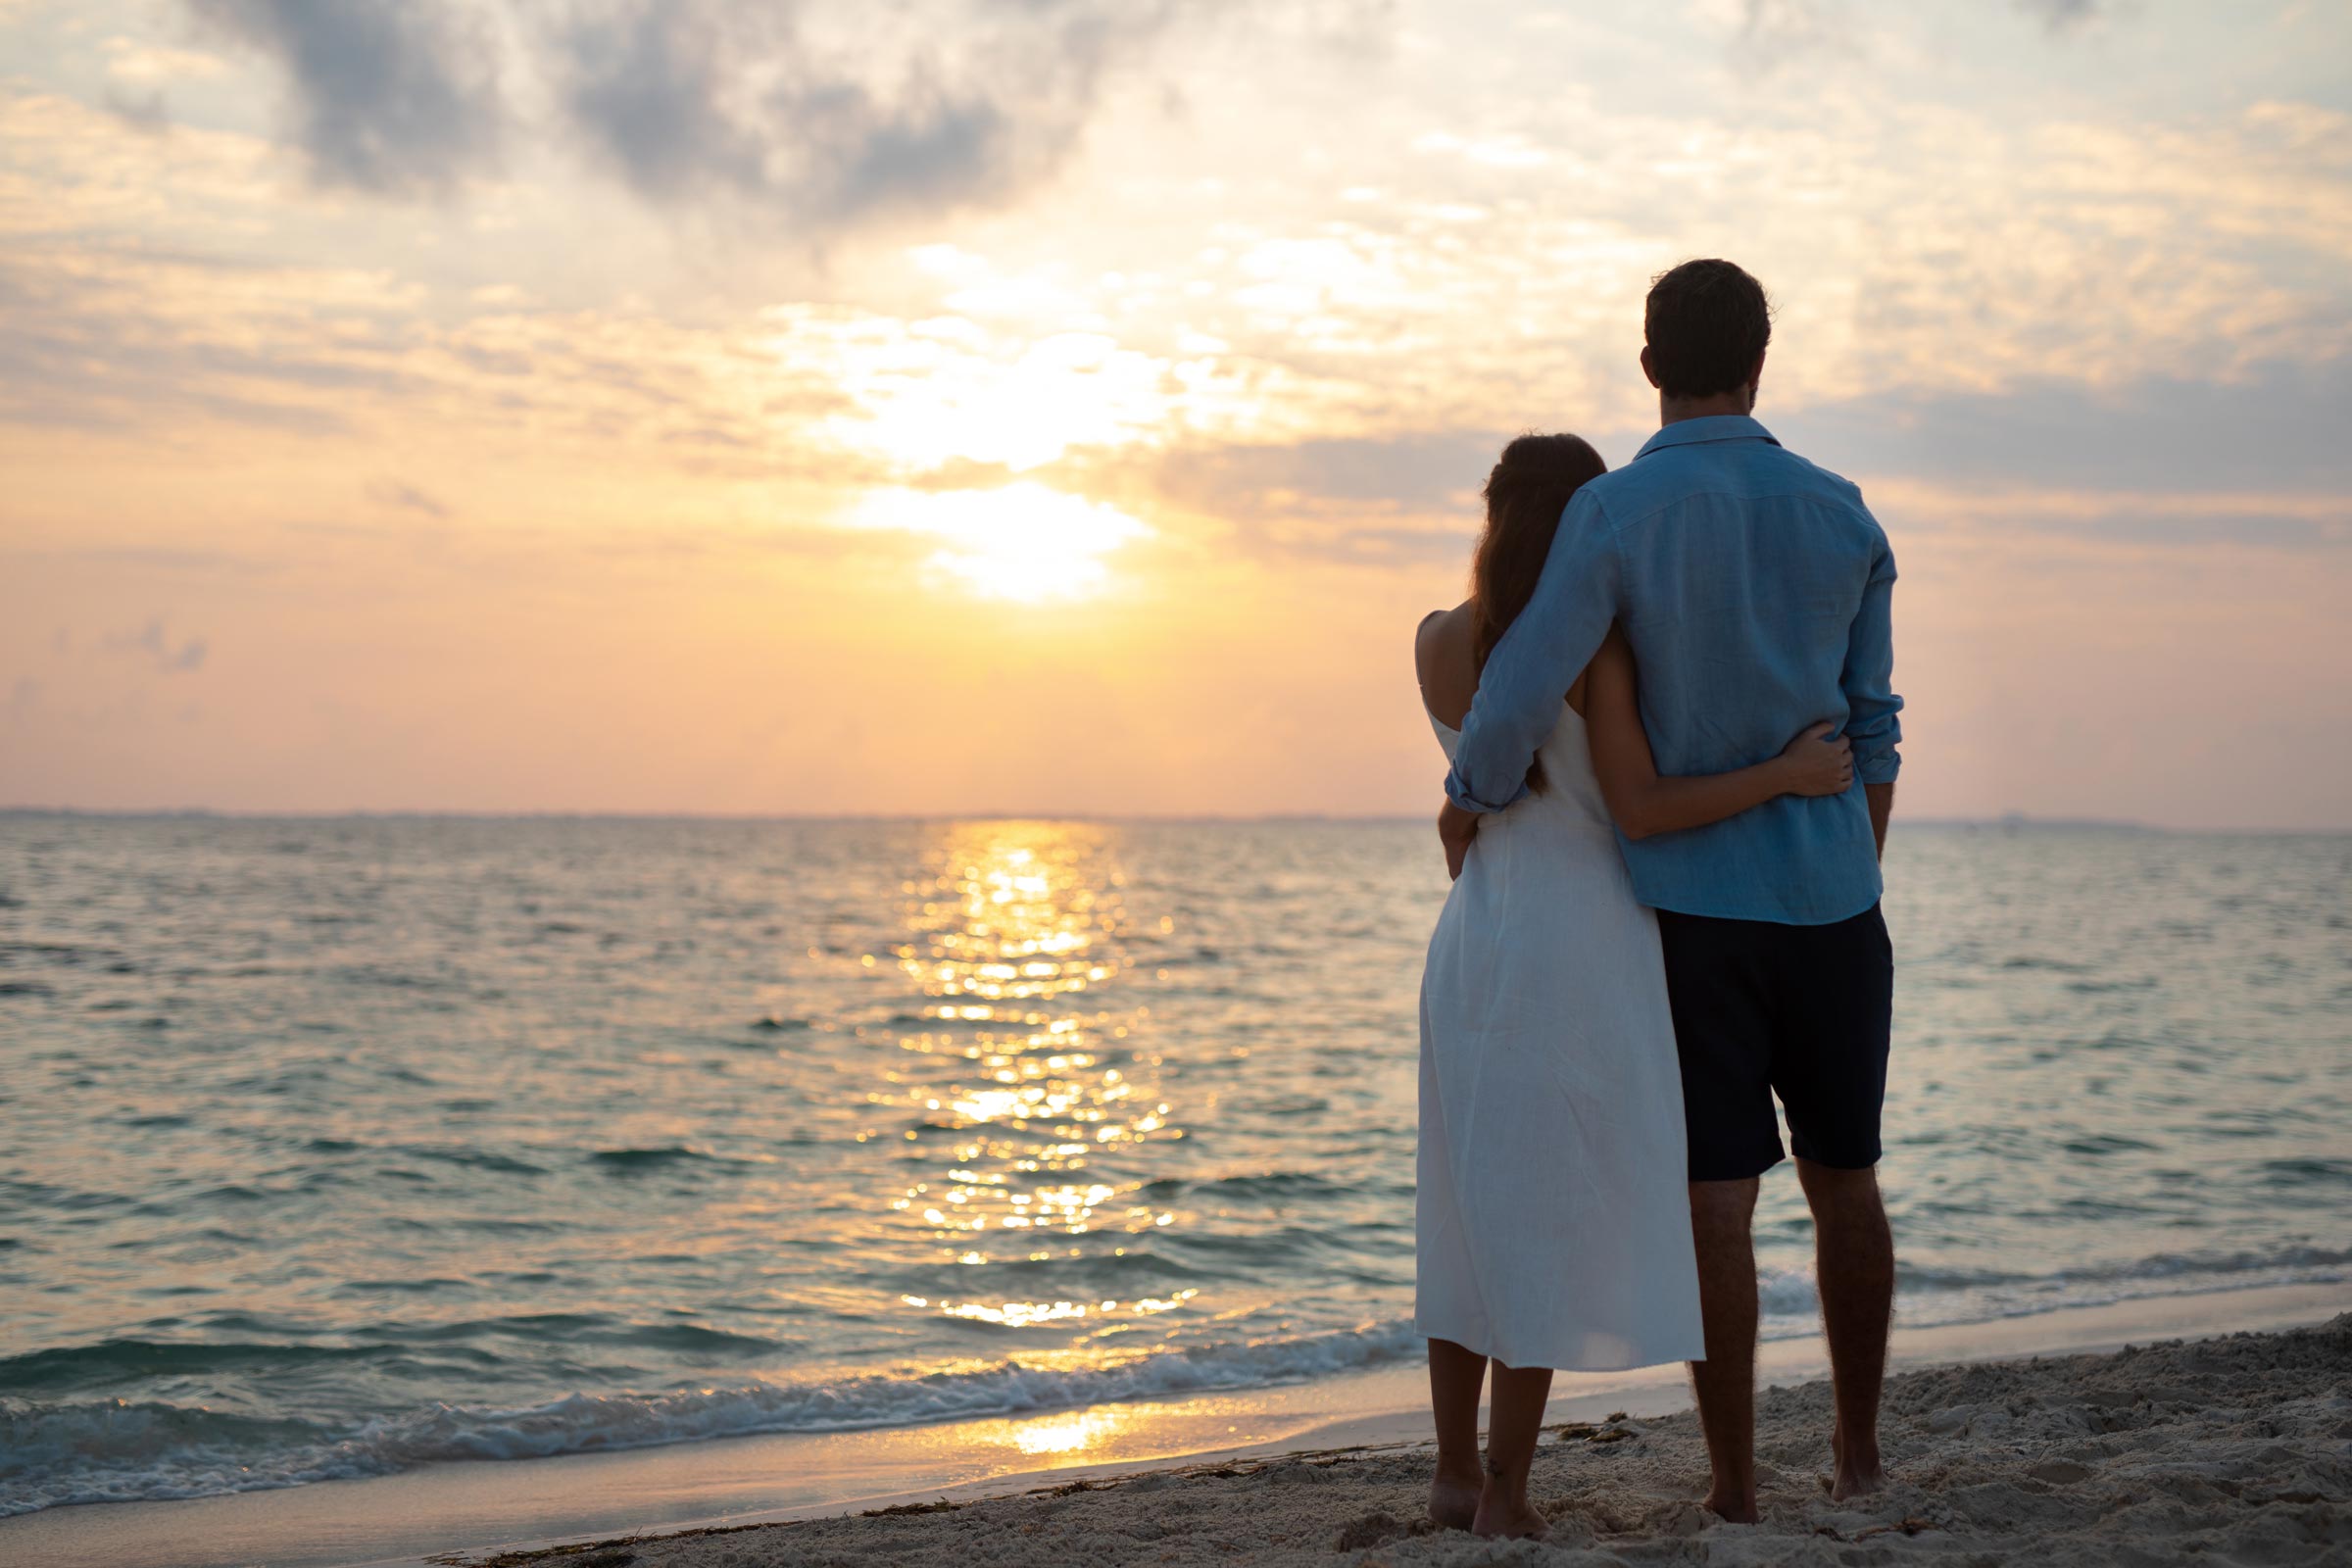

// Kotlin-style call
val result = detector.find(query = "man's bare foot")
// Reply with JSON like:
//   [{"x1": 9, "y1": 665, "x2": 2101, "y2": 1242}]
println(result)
[
  {"x1": 1830, "y1": 1423, "x2": 1886, "y2": 1501},
  {"x1": 1831, "y1": 1463, "x2": 1886, "y2": 1501},
  {"x1": 1429, "y1": 1461, "x2": 1482, "y2": 1531},
  {"x1": 1701, "y1": 1489, "x2": 1760, "y2": 1525},
  {"x1": 1471, "y1": 1491, "x2": 1549, "y2": 1541}
]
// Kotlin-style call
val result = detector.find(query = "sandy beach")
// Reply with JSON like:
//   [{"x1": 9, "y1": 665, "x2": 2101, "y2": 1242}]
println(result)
[{"x1": 451, "y1": 1313, "x2": 2352, "y2": 1568}]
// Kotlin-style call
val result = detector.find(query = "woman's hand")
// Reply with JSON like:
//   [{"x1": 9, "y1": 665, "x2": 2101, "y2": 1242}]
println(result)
[
  {"x1": 1437, "y1": 799, "x2": 1479, "y2": 881},
  {"x1": 1774, "y1": 722, "x2": 1854, "y2": 797}
]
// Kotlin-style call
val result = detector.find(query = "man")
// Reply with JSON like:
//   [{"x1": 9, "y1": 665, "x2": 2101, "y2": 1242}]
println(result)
[{"x1": 1437, "y1": 259, "x2": 1901, "y2": 1522}]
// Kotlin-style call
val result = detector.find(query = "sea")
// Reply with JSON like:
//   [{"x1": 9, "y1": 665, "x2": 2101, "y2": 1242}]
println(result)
[{"x1": 1, "y1": 815, "x2": 2346, "y2": 1518}]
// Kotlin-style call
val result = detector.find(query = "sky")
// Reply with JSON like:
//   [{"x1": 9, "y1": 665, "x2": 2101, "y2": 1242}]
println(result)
[{"x1": 1, "y1": 0, "x2": 2347, "y2": 827}]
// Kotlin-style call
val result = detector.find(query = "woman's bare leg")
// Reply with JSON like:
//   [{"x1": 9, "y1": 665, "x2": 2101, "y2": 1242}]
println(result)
[
  {"x1": 1472, "y1": 1358, "x2": 1553, "y2": 1539},
  {"x1": 1426, "y1": 1338, "x2": 1487, "y2": 1529}
]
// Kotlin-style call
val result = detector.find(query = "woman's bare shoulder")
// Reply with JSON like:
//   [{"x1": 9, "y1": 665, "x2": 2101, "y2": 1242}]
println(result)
[
  {"x1": 1414, "y1": 601, "x2": 1472, "y2": 662},
  {"x1": 1415, "y1": 602, "x2": 1477, "y2": 728}
]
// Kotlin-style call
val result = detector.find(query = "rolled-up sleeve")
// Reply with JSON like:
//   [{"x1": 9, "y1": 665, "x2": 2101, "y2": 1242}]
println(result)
[
  {"x1": 1444, "y1": 491, "x2": 1620, "y2": 812},
  {"x1": 1841, "y1": 535, "x2": 1903, "y2": 784}
]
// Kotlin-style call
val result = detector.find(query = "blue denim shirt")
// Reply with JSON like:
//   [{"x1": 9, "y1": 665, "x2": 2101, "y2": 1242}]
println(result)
[{"x1": 1443, "y1": 416, "x2": 1901, "y2": 925}]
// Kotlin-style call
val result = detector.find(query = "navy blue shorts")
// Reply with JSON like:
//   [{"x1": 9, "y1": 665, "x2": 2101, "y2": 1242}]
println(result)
[{"x1": 1655, "y1": 902, "x2": 1893, "y2": 1183}]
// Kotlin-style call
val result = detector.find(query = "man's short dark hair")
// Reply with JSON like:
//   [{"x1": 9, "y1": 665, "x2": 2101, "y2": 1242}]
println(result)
[{"x1": 1644, "y1": 260, "x2": 1772, "y2": 400}]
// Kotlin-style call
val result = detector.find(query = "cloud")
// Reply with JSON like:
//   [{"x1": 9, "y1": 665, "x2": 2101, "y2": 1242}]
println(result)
[
  {"x1": 554, "y1": 0, "x2": 1176, "y2": 227},
  {"x1": 187, "y1": 0, "x2": 504, "y2": 195},
  {"x1": 2016, "y1": 0, "x2": 2102, "y2": 30},
  {"x1": 368, "y1": 479, "x2": 451, "y2": 517},
  {"x1": 0, "y1": 223, "x2": 416, "y2": 436},
  {"x1": 1731, "y1": 0, "x2": 2108, "y2": 65},
  {"x1": 103, "y1": 37, "x2": 230, "y2": 85},
  {"x1": 1773, "y1": 356, "x2": 2352, "y2": 500},
  {"x1": 1126, "y1": 359, "x2": 2352, "y2": 567},
  {"x1": 101, "y1": 85, "x2": 173, "y2": 134},
  {"x1": 556, "y1": 2, "x2": 777, "y2": 203},
  {"x1": 2061, "y1": 508, "x2": 2343, "y2": 549},
  {"x1": 172, "y1": 0, "x2": 1336, "y2": 234},
  {"x1": 1257, "y1": 521, "x2": 1473, "y2": 568},
  {"x1": 1733, "y1": 0, "x2": 1860, "y2": 70},
  {"x1": 103, "y1": 617, "x2": 210, "y2": 672},
  {"x1": 1152, "y1": 431, "x2": 1499, "y2": 521}
]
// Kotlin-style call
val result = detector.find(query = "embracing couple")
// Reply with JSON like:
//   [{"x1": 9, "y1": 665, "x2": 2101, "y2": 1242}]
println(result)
[{"x1": 1413, "y1": 259, "x2": 1902, "y2": 1538}]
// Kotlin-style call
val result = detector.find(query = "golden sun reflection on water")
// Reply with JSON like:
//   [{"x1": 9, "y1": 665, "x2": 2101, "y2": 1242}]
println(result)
[
  {"x1": 883, "y1": 823, "x2": 1184, "y2": 1338},
  {"x1": 1009, "y1": 1407, "x2": 1131, "y2": 1456}
]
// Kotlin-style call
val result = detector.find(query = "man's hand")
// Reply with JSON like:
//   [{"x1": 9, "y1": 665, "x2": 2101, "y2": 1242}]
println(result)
[{"x1": 1437, "y1": 799, "x2": 1481, "y2": 881}]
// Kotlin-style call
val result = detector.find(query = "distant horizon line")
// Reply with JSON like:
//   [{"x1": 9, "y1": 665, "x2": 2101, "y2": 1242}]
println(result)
[{"x1": 2, "y1": 806, "x2": 2345, "y2": 835}]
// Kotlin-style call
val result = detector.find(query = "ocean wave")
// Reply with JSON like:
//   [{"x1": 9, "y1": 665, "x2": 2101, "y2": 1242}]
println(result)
[
  {"x1": 1756, "y1": 1243, "x2": 2352, "y2": 1332},
  {"x1": 0, "y1": 1319, "x2": 1424, "y2": 1516},
  {"x1": 0, "y1": 1338, "x2": 402, "y2": 1395},
  {"x1": 589, "y1": 1145, "x2": 737, "y2": 1171},
  {"x1": 0, "y1": 1398, "x2": 333, "y2": 1512}
]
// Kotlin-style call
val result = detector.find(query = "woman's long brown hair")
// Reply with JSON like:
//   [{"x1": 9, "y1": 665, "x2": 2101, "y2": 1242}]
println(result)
[{"x1": 1468, "y1": 433, "x2": 1608, "y2": 795}]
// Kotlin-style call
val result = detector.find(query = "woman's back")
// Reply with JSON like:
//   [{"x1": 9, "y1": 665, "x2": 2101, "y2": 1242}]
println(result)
[{"x1": 1415, "y1": 604, "x2": 1613, "y2": 839}]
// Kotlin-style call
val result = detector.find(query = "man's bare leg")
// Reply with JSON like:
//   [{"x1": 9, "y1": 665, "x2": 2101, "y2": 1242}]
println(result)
[
  {"x1": 1795, "y1": 1159, "x2": 1893, "y2": 1499},
  {"x1": 1425, "y1": 1338, "x2": 1487, "y2": 1529},
  {"x1": 1688, "y1": 1177, "x2": 1762, "y2": 1522},
  {"x1": 1473, "y1": 1359, "x2": 1554, "y2": 1540}
]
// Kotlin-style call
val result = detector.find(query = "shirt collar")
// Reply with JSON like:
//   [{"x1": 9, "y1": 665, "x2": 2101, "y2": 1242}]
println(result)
[{"x1": 1633, "y1": 415, "x2": 1781, "y2": 460}]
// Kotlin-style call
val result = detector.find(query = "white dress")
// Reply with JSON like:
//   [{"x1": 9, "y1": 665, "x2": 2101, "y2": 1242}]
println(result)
[{"x1": 1416, "y1": 702, "x2": 1706, "y2": 1371}]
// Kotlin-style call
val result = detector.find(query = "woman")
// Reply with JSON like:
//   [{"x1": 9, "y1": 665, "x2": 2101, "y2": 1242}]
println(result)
[{"x1": 1412, "y1": 433, "x2": 1852, "y2": 1540}]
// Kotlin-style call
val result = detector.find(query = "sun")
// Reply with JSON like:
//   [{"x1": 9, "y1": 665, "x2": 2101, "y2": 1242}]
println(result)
[{"x1": 846, "y1": 483, "x2": 1153, "y2": 603}]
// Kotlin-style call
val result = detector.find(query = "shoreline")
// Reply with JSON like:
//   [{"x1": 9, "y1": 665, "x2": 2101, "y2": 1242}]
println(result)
[
  {"x1": 472, "y1": 1303, "x2": 2352, "y2": 1568},
  {"x1": 0, "y1": 1280, "x2": 2340, "y2": 1568}
]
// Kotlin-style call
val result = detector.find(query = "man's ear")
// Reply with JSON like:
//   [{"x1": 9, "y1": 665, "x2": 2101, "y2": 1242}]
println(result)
[{"x1": 1640, "y1": 345, "x2": 1661, "y2": 390}]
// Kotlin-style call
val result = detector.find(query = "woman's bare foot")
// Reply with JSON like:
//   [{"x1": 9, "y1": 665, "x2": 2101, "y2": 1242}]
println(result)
[
  {"x1": 1830, "y1": 1422, "x2": 1886, "y2": 1501},
  {"x1": 1471, "y1": 1490, "x2": 1550, "y2": 1541},
  {"x1": 1701, "y1": 1488, "x2": 1760, "y2": 1524},
  {"x1": 1429, "y1": 1459, "x2": 1482, "y2": 1530}
]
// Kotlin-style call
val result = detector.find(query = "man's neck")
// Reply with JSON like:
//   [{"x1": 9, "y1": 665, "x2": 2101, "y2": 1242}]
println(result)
[{"x1": 1657, "y1": 390, "x2": 1755, "y2": 426}]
